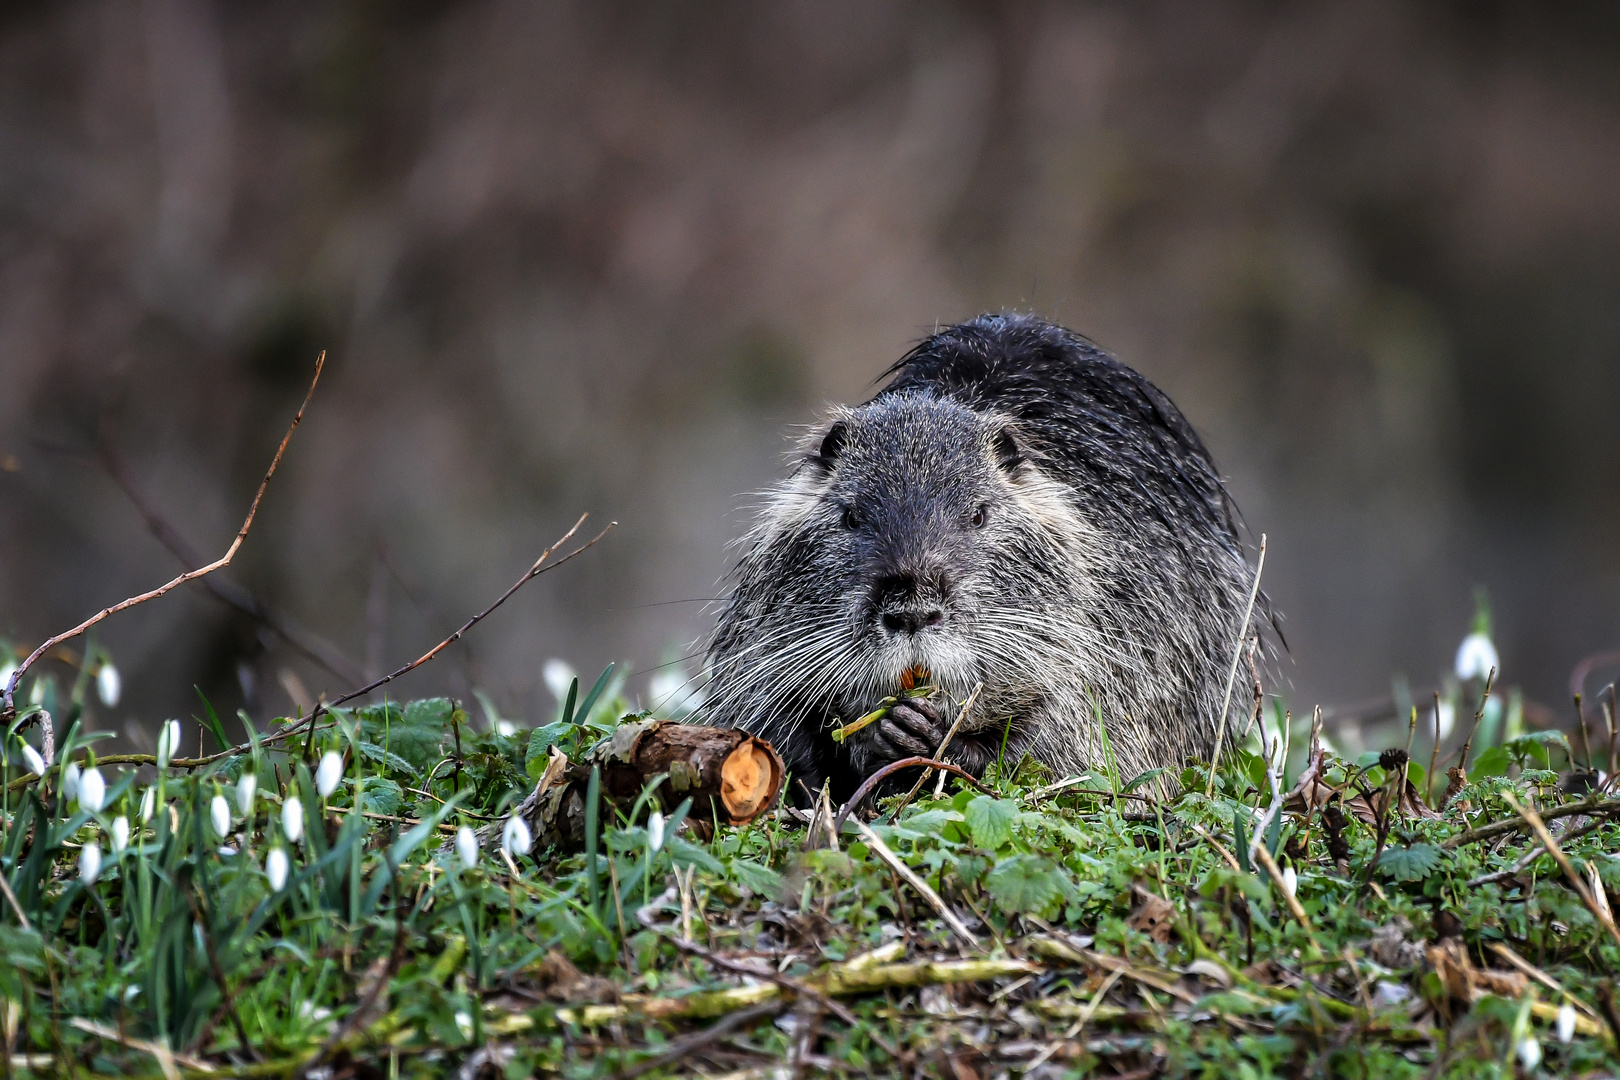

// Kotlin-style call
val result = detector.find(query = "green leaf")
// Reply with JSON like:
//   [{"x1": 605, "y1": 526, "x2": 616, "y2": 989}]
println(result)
[
  {"x1": 358, "y1": 742, "x2": 419, "y2": 779},
  {"x1": 986, "y1": 854, "x2": 1066, "y2": 915},
  {"x1": 728, "y1": 858, "x2": 781, "y2": 895},
  {"x1": 575, "y1": 663, "x2": 617, "y2": 728},
  {"x1": 1377, "y1": 843, "x2": 1444, "y2": 882},
  {"x1": 1468, "y1": 745, "x2": 1512, "y2": 781},
  {"x1": 526, "y1": 724, "x2": 572, "y2": 770},
  {"x1": 964, "y1": 796, "x2": 1018, "y2": 850},
  {"x1": 193, "y1": 687, "x2": 230, "y2": 751},
  {"x1": 361, "y1": 777, "x2": 403, "y2": 816}
]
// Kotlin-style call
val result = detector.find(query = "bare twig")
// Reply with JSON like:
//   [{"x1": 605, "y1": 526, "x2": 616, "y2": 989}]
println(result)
[
  {"x1": 893, "y1": 682, "x2": 983, "y2": 815},
  {"x1": 1, "y1": 352, "x2": 327, "y2": 755},
  {"x1": 1443, "y1": 795, "x2": 1620, "y2": 849},
  {"x1": 1467, "y1": 815, "x2": 1614, "y2": 886},
  {"x1": 610, "y1": 1002, "x2": 785, "y2": 1080},
  {"x1": 1501, "y1": 792, "x2": 1620, "y2": 951},
  {"x1": 832, "y1": 756, "x2": 994, "y2": 836},
  {"x1": 851, "y1": 818, "x2": 979, "y2": 948},
  {"x1": 1452, "y1": 667, "x2": 1497, "y2": 771},
  {"x1": 1207, "y1": 534, "x2": 1266, "y2": 795},
  {"x1": 93, "y1": 435, "x2": 364, "y2": 686},
  {"x1": 1427, "y1": 691, "x2": 1442, "y2": 807}
]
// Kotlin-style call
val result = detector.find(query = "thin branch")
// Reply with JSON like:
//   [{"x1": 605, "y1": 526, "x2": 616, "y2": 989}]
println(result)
[
  {"x1": 1206, "y1": 534, "x2": 1266, "y2": 795},
  {"x1": 1441, "y1": 795, "x2": 1620, "y2": 849},
  {"x1": 94, "y1": 435, "x2": 364, "y2": 685},
  {"x1": 832, "y1": 756, "x2": 994, "y2": 837},
  {"x1": 1, "y1": 352, "x2": 327, "y2": 755},
  {"x1": 1501, "y1": 792, "x2": 1620, "y2": 952}
]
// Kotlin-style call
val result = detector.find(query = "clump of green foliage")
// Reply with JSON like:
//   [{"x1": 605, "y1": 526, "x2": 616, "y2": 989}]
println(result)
[{"x1": 2, "y1": 661, "x2": 1618, "y2": 1078}]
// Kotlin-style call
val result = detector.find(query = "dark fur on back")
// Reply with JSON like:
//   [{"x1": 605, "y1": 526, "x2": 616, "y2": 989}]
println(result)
[{"x1": 703, "y1": 313, "x2": 1262, "y2": 801}]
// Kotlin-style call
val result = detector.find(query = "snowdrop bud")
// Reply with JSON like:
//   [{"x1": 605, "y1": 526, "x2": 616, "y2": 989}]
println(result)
[
  {"x1": 647, "y1": 810, "x2": 665, "y2": 853},
  {"x1": 79, "y1": 766, "x2": 106, "y2": 813},
  {"x1": 1281, "y1": 865, "x2": 1297, "y2": 899},
  {"x1": 542, "y1": 659, "x2": 577, "y2": 704},
  {"x1": 315, "y1": 752, "x2": 343, "y2": 798},
  {"x1": 455, "y1": 825, "x2": 479, "y2": 869},
  {"x1": 156, "y1": 720, "x2": 182, "y2": 768},
  {"x1": 496, "y1": 720, "x2": 517, "y2": 737},
  {"x1": 1557, "y1": 1003, "x2": 1577, "y2": 1044},
  {"x1": 1454, "y1": 632, "x2": 1499, "y2": 682},
  {"x1": 266, "y1": 847, "x2": 290, "y2": 892},
  {"x1": 282, "y1": 794, "x2": 304, "y2": 842},
  {"x1": 140, "y1": 786, "x2": 156, "y2": 822},
  {"x1": 210, "y1": 794, "x2": 231, "y2": 839},
  {"x1": 501, "y1": 815, "x2": 532, "y2": 857},
  {"x1": 111, "y1": 815, "x2": 130, "y2": 853},
  {"x1": 97, "y1": 663, "x2": 121, "y2": 708},
  {"x1": 63, "y1": 762, "x2": 81, "y2": 802},
  {"x1": 19, "y1": 743, "x2": 45, "y2": 777},
  {"x1": 454, "y1": 1011, "x2": 474, "y2": 1041},
  {"x1": 79, "y1": 841, "x2": 101, "y2": 886},
  {"x1": 236, "y1": 774, "x2": 258, "y2": 816},
  {"x1": 1517, "y1": 1036, "x2": 1541, "y2": 1070}
]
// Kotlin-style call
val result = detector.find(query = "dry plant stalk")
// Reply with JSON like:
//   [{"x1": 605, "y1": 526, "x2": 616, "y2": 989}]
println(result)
[
  {"x1": 1206, "y1": 534, "x2": 1266, "y2": 795},
  {"x1": 851, "y1": 817, "x2": 980, "y2": 947},
  {"x1": 1501, "y1": 791, "x2": 1620, "y2": 951},
  {"x1": 1, "y1": 353, "x2": 326, "y2": 762}
]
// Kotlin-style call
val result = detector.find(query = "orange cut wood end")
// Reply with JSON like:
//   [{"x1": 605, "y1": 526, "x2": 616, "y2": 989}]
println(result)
[{"x1": 719, "y1": 738, "x2": 783, "y2": 822}]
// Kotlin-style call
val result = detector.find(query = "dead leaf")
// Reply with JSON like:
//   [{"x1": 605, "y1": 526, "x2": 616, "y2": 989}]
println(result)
[
  {"x1": 1426, "y1": 939, "x2": 1527, "y2": 1003},
  {"x1": 1127, "y1": 885, "x2": 1175, "y2": 944}
]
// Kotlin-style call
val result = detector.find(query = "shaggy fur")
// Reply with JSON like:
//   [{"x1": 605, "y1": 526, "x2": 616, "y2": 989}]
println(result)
[{"x1": 702, "y1": 314, "x2": 1262, "y2": 801}]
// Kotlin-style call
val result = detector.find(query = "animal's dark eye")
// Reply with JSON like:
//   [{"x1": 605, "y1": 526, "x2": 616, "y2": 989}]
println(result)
[
  {"x1": 841, "y1": 506, "x2": 861, "y2": 530},
  {"x1": 970, "y1": 505, "x2": 989, "y2": 529}
]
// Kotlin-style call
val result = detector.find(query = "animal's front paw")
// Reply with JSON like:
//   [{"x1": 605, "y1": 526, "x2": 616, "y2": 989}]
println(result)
[{"x1": 866, "y1": 697, "x2": 947, "y2": 766}]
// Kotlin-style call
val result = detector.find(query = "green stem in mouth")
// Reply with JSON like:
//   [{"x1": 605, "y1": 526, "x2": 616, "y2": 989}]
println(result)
[{"x1": 829, "y1": 685, "x2": 936, "y2": 743}]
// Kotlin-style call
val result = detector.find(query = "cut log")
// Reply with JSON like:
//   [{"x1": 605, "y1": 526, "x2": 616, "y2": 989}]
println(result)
[{"x1": 496, "y1": 720, "x2": 785, "y2": 853}]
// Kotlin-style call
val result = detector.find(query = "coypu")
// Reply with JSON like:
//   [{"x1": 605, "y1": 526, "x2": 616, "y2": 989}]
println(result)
[{"x1": 703, "y1": 314, "x2": 1265, "y2": 802}]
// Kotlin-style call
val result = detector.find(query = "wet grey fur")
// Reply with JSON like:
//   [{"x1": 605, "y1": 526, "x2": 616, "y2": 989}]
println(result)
[{"x1": 702, "y1": 314, "x2": 1264, "y2": 801}]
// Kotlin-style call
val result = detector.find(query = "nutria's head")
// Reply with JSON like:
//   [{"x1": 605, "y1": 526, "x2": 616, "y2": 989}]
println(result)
[{"x1": 705, "y1": 387, "x2": 1110, "y2": 772}]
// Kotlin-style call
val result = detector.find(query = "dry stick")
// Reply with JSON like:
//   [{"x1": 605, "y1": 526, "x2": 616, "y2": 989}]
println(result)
[
  {"x1": 1605, "y1": 684, "x2": 1619, "y2": 787},
  {"x1": 1252, "y1": 843, "x2": 1322, "y2": 956},
  {"x1": 1575, "y1": 693, "x2": 1595, "y2": 773},
  {"x1": 850, "y1": 818, "x2": 979, "y2": 948},
  {"x1": 1485, "y1": 942, "x2": 1602, "y2": 1021},
  {"x1": 0, "y1": 352, "x2": 327, "y2": 758},
  {"x1": 1500, "y1": 792, "x2": 1620, "y2": 952},
  {"x1": 831, "y1": 756, "x2": 994, "y2": 837},
  {"x1": 96, "y1": 436, "x2": 365, "y2": 685},
  {"x1": 1452, "y1": 668, "x2": 1497, "y2": 772},
  {"x1": 1442, "y1": 795, "x2": 1620, "y2": 849},
  {"x1": 610, "y1": 1001, "x2": 785, "y2": 1080},
  {"x1": 0, "y1": 874, "x2": 30, "y2": 931},
  {"x1": 1206, "y1": 535, "x2": 1267, "y2": 796},
  {"x1": 1467, "y1": 815, "x2": 1615, "y2": 886}
]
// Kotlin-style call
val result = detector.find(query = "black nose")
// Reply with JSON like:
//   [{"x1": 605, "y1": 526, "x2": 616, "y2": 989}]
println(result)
[{"x1": 880, "y1": 607, "x2": 944, "y2": 635}]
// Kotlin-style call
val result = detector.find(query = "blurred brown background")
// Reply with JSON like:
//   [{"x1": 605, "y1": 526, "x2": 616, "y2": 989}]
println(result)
[{"x1": 2, "y1": 1, "x2": 1618, "y2": 751}]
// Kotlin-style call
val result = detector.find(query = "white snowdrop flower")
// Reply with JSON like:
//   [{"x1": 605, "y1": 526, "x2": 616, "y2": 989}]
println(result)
[
  {"x1": 19, "y1": 743, "x2": 45, "y2": 777},
  {"x1": 111, "y1": 815, "x2": 130, "y2": 853},
  {"x1": 97, "y1": 663, "x2": 121, "y2": 708},
  {"x1": 156, "y1": 720, "x2": 183, "y2": 768},
  {"x1": 315, "y1": 752, "x2": 343, "y2": 798},
  {"x1": 236, "y1": 774, "x2": 258, "y2": 816},
  {"x1": 542, "y1": 659, "x2": 577, "y2": 703},
  {"x1": 266, "y1": 847, "x2": 290, "y2": 891},
  {"x1": 455, "y1": 825, "x2": 479, "y2": 869},
  {"x1": 218, "y1": 845, "x2": 238, "y2": 857},
  {"x1": 647, "y1": 810, "x2": 665, "y2": 853},
  {"x1": 1454, "y1": 632, "x2": 1499, "y2": 682},
  {"x1": 79, "y1": 841, "x2": 102, "y2": 886},
  {"x1": 123, "y1": 984, "x2": 140, "y2": 1002},
  {"x1": 296, "y1": 1000, "x2": 330, "y2": 1022},
  {"x1": 28, "y1": 679, "x2": 45, "y2": 705},
  {"x1": 282, "y1": 794, "x2": 304, "y2": 843},
  {"x1": 1280, "y1": 865, "x2": 1297, "y2": 899},
  {"x1": 139, "y1": 786, "x2": 156, "y2": 822},
  {"x1": 496, "y1": 719, "x2": 517, "y2": 737},
  {"x1": 1557, "y1": 1003, "x2": 1577, "y2": 1044},
  {"x1": 454, "y1": 1011, "x2": 474, "y2": 1040},
  {"x1": 79, "y1": 766, "x2": 106, "y2": 813},
  {"x1": 62, "y1": 761, "x2": 81, "y2": 802},
  {"x1": 1517, "y1": 1036, "x2": 1541, "y2": 1070},
  {"x1": 501, "y1": 815, "x2": 532, "y2": 857},
  {"x1": 210, "y1": 794, "x2": 231, "y2": 838}
]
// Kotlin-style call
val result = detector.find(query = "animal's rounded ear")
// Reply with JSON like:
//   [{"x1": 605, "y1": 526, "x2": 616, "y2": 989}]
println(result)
[
  {"x1": 817, "y1": 421, "x2": 849, "y2": 466},
  {"x1": 992, "y1": 426, "x2": 1024, "y2": 472}
]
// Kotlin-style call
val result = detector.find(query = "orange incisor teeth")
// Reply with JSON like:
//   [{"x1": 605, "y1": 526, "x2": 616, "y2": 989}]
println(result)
[{"x1": 900, "y1": 666, "x2": 930, "y2": 692}]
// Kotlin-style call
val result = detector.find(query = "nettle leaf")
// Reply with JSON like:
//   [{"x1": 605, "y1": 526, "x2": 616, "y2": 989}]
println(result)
[
  {"x1": 358, "y1": 742, "x2": 419, "y2": 780},
  {"x1": 728, "y1": 858, "x2": 782, "y2": 896},
  {"x1": 964, "y1": 796, "x2": 1019, "y2": 850},
  {"x1": 1377, "y1": 843, "x2": 1444, "y2": 882},
  {"x1": 1468, "y1": 746, "x2": 1512, "y2": 781},
  {"x1": 361, "y1": 777, "x2": 404, "y2": 817},
  {"x1": 986, "y1": 854, "x2": 1067, "y2": 916}
]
